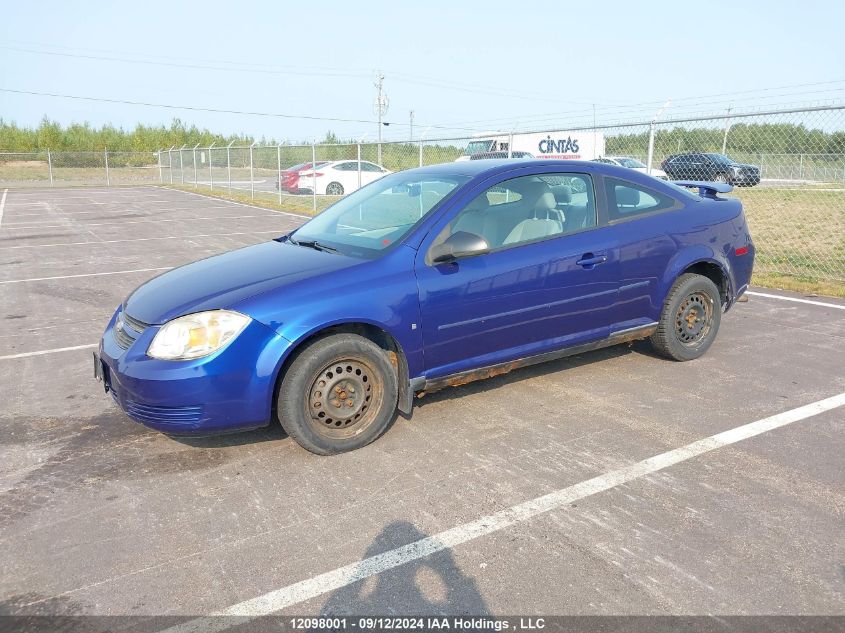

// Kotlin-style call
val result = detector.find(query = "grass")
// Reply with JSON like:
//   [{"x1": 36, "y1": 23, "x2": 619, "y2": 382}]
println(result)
[
  {"x1": 730, "y1": 187, "x2": 845, "y2": 284},
  {"x1": 0, "y1": 161, "x2": 160, "y2": 187},
  {"x1": 751, "y1": 271, "x2": 845, "y2": 298},
  {"x1": 165, "y1": 184, "x2": 329, "y2": 216}
]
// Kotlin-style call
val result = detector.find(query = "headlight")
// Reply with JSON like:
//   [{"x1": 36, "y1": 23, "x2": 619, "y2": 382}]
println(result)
[
  {"x1": 147, "y1": 310, "x2": 250, "y2": 360},
  {"x1": 732, "y1": 166, "x2": 742, "y2": 173}
]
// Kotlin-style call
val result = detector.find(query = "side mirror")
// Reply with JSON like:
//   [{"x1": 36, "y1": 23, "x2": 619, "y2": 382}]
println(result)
[{"x1": 430, "y1": 231, "x2": 490, "y2": 263}]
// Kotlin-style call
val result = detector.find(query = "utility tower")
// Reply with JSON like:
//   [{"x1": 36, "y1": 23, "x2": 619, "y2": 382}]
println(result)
[
  {"x1": 373, "y1": 71, "x2": 389, "y2": 164},
  {"x1": 410, "y1": 110, "x2": 414, "y2": 142}
]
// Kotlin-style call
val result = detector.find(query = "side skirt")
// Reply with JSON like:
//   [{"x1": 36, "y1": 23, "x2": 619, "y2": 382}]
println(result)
[{"x1": 414, "y1": 323, "x2": 658, "y2": 396}]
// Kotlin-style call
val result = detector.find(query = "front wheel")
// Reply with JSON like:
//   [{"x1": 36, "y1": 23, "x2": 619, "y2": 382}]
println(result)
[
  {"x1": 277, "y1": 333, "x2": 398, "y2": 455},
  {"x1": 713, "y1": 173, "x2": 728, "y2": 184},
  {"x1": 650, "y1": 273, "x2": 721, "y2": 361}
]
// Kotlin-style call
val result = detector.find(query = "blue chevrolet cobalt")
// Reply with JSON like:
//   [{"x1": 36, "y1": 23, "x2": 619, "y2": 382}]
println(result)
[{"x1": 96, "y1": 160, "x2": 754, "y2": 454}]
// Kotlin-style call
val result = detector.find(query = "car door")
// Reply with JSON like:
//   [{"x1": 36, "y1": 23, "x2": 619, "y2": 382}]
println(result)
[
  {"x1": 414, "y1": 170, "x2": 621, "y2": 379},
  {"x1": 329, "y1": 162, "x2": 356, "y2": 192},
  {"x1": 601, "y1": 176, "x2": 682, "y2": 331}
]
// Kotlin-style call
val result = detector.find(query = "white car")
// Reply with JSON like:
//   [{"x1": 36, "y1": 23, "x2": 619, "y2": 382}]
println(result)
[
  {"x1": 593, "y1": 156, "x2": 668, "y2": 180},
  {"x1": 296, "y1": 160, "x2": 392, "y2": 196}
]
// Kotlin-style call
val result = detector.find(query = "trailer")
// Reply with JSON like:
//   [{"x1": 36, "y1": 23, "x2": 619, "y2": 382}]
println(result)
[{"x1": 457, "y1": 130, "x2": 605, "y2": 161}]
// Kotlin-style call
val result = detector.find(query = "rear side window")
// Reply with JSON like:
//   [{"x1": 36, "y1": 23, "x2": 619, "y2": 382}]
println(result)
[{"x1": 605, "y1": 177, "x2": 679, "y2": 220}]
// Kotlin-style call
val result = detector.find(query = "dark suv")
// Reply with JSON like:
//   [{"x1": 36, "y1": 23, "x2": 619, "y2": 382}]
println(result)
[{"x1": 661, "y1": 153, "x2": 760, "y2": 187}]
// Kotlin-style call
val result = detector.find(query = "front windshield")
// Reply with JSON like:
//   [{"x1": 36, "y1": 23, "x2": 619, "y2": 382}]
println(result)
[
  {"x1": 706, "y1": 153, "x2": 734, "y2": 165},
  {"x1": 619, "y1": 158, "x2": 647, "y2": 168},
  {"x1": 289, "y1": 172, "x2": 470, "y2": 258},
  {"x1": 464, "y1": 140, "x2": 495, "y2": 155}
]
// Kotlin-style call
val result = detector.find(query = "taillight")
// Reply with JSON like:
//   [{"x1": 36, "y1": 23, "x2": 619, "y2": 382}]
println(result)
[{"x1": 735, "y1": 246, "x2": 749, "y2": 256}]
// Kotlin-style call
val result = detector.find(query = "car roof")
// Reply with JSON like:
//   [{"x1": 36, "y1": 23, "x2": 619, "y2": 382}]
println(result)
[{"x1": 412, "y1": 159, "x2": 599, "y2": 178}]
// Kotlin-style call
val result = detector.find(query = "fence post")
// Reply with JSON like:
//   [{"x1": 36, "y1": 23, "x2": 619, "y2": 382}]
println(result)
[
  {"x1": 357, "y1": 143, "x2": 362, "y2": 190},
  {"x1": 192, "y1": 143, "x2": 199, "y2": 188},
  {"x1": 208, "y1": 143, "x2": 215, "y2": 189},
  {"x1": 277, "y1": 144, "x2": 282, "y2": 205},
  {"x1": 249, "y1": 143, "x2": 255, "y2": 199},
  {"x1": 226, "y1": 141, "x2": 233, "y2": 193},
  {"x1": 799, "y1": 154, "x2": 804, "y2": 181},
  {"x1": 104, "y1": 149, "x2": 110, "y2": 187},
  {"x1": 646, "y1": 122, "x2": 656, "y2": 176},
  {"x1": 508, "y1": 132, "x2": 513, "y2": 158},
  {"x1": 168, "y1": 148, "x2": 174, "y2": 185},
  {"x1": 311, "y1": 141, "x2": 317, "y2": 212},
  {"x1": 418, "y1": 139, "x2": 423, "y2": 168},
  {"x1": 179, "y1": 145, "x2": 185, "y2": 185},
  {"x1": 47, "y1": 149, "x2": 54, "y2": 187},
  {"x1": 157, "y1": 150, "x2": 163, "y2": 183}
]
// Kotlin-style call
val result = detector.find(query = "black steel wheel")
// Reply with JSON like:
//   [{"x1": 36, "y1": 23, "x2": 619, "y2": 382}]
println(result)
[
  {"x1": 674, "y1": 291, "x2": 714, "y2": 346},
  {"x1": 277, "y1": 333, "x2": 398, "y2": 455},
  {"x1": 650, "y1": 273, "x2": 722, "y2": 361},
  {"x1": 305, "y1": 357, "x2": 383, "y2": 440}
]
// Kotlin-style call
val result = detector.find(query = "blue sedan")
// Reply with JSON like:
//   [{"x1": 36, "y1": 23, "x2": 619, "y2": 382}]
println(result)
[{"x1": 96, "y1": 160, "x2": 755, "y2": 454}]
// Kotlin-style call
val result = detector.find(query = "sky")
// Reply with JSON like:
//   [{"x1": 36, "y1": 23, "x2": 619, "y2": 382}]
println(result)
[{"x1": 1, "y1": 0, "x2": 844, "y2": 143}]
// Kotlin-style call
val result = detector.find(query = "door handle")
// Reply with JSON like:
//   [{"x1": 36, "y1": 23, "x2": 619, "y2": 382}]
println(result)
[{"x1": 576, "y1": 253, "x2": 608, "y2": 268}]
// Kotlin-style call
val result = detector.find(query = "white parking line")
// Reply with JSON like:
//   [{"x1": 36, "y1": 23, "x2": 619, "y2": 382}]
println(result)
[
  {"x1": 0, "y1": 343, "x2": 98, "y2": 361},
  {"x1": 0, "y1": 189, "x2": 7, "y2": 228},
  {"x1": 0, "y1": 267, "x2": 173, "y2": 285},
  {"x1": 746, "y1": 291, "x2": 845, "y2": 310},
  {"x1": 163, "y1": 392, "x2": 845, "y2": 632},
  {"x1": 3, "y1": 230, "x2": 283, "y2": 249},
  {"x1": 1, "y1": 214, "x2": 283, "y2": 230}
]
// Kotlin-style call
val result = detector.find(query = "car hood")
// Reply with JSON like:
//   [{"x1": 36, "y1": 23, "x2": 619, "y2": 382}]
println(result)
[{"x1": 124, "y1": 240, "x2": 353, "y2": 325}]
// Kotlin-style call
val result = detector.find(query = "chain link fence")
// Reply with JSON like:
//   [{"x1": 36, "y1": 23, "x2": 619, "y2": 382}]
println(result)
[{"x1": 1, "y1": 105, "x2": 843, "y2": 283}]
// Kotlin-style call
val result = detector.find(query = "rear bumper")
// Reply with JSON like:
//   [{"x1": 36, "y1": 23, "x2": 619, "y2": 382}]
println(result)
[{"x1": 98, "y1": 308, "x2": 292, "y2": 435}]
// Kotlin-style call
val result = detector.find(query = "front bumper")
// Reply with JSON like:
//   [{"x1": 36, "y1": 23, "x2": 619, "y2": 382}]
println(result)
[
  {"x1": 98, "y1": 308, "x2": 292, "y2": 435},
  {"x1": 732, "y1": 172, "x2": 761, "y2": 186}
]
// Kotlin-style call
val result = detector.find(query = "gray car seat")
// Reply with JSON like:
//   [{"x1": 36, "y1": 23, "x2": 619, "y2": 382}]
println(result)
[{"x1": 503, "y1": 191, "x2": 563, "y2": 245}]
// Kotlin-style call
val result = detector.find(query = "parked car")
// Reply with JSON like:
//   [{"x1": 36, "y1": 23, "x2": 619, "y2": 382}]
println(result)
[
  {"x1": 96, "y1": 160, "x2": 754, "y2": 455},
  {"x1": 281, "y1": 160, "x2": 391, "y2": 195},
  {"x1": 277, "y1": 162, "x2": 328, "y2": 193},
  {"x1": 661, "y1": 153, "x2": 761, "y2": 186},
  {"x1": 470, "y1": 151, "x2": 534, "y2": 160},
  {"x1": 593, "y1": 156, "x2": 667, "y2": 179}
]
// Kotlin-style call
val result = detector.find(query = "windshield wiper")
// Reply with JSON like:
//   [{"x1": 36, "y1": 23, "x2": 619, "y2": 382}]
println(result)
[{"x1": 289, "y1": 237, "x2": 338, "y2": 254}]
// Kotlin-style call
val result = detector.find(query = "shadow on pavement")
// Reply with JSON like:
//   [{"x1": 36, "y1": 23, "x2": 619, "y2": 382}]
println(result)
[{"x1": 320, "y1": 521, "x2": 490, "y2": 617}]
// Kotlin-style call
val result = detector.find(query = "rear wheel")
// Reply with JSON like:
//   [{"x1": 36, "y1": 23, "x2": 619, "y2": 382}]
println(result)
[
  {"x1": 650, "y1": 273, "x2": 721, "y2": 361},
  {"x1": 277, "y1": 334, "x2": 398, "y2": 455},
  {"x1": 326, "y1": 182, "x2": 344, "y2": 196}
]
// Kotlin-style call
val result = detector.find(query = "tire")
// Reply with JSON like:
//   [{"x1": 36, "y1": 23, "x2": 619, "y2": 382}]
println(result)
[
  {"x1": 326, "y1": 182, "x2": 344, "y2": 196},
  {"x1": 714, "y1": 173, "x2": 728, "y2": 184},
  {"x1": 650, "y1": 273, "x2": 722, "y2": 361},
  {"x1": 277, "y1": 333, "x2": 398, "y2": 455}
]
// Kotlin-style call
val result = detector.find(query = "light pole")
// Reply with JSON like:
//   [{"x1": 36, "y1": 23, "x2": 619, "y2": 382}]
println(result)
[
  {"x1": 373, "y1": 71, "x2": 389, "y2": 165},
  {"x1": 418, "y1": 126, "x2": 432, "y2": 168},
  {"x1": 721, "y1": 106, "x2": 733, "y2": 155}
]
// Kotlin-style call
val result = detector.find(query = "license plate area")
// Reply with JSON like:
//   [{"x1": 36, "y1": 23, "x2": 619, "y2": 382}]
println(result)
[{"x1": 93, "y1": 351, "x2": 110, "y2": 393}]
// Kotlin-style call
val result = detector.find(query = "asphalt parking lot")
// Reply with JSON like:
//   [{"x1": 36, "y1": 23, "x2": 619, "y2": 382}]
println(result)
[{"x1": 0, "y1": 186, "x2": 843, "y2": 620}]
